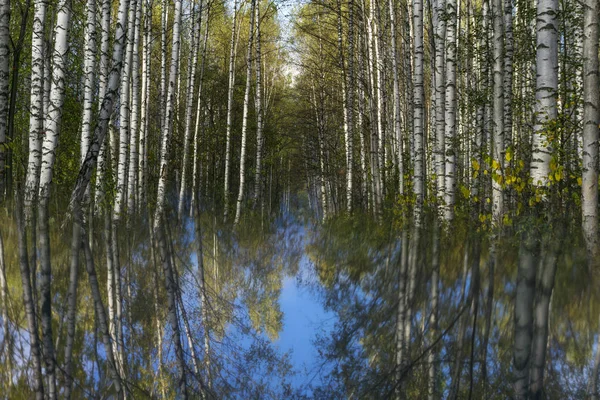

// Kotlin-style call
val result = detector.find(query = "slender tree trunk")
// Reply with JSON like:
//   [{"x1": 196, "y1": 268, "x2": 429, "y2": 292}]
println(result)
[
  {"x1": 127, "y1": 0, "x2": 142, "y2": 214},
  {"x1": 443, "y1": 0, "x2": 457, "y2": 221},
  {"x1": 492, "y1": 0, "x2": 504, "y2": 221},
  {"x1": 115, "y1": 0, "x2": 138, "y2": 218},
  {"x1": 24, "y1": 0, "x2": 46, "y2": 214},
  {"x1": 94, "y1": 0, "x2": 112, "y2": 206},
  {"x1": 253, "y1": 2, "x2": 264, "y2": 208},
  {"x1": 434, "y1": 0, "x2": 446, "y2": 200},
  {"x1": 178, "y1": 2, "x2": 201, "y2": 218},
  {"x1": 224, "y1": 0, "x2": 239, "y2": 220},
  {"x1": 37, "y1": 1, "x2": 73, "y2": 395},
  {"x1": 138, "y1": 0, "x2": 151, "y2": 209},
  {"x1": 0, "y1": 0, "x2": 8, "y2": 197},
  {"x1": 582, "y1": 0, "x2": 599, "y2": 262},
  {"x1": 234, "y1": 0, "x2": 256, "y2": 225},
  {"x1": 531, "y1": 0, "x2": 558, "y2": 187},
  {"x1": 191, "y1": 7, "x2": 211, "y2": 215}
]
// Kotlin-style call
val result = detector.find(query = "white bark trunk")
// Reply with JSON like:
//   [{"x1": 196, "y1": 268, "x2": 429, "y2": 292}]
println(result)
[
  {"x1": 443, "y1": 0, "x2": 457, "y2": 221},
  {"x1": 531, "y1": 0, "x2": 558, "y2": 187},
  {"x1": 24, "y1": 0, "x2": 47, "y2": 213},
  {"x1": 492, "y1": 0, "x2": 504, "y2": 221},
  {"x1": 177, "y1": 3, "x2": 201, "y2": 218},
  {"x1": 0, "y1": 0, "x2": 8, "y2": 196},
  {"x1": 224, "y1": 0, "x2": 240, "y2": 220},
  {"x1": 127, "y1": 0, "x2": 142, "y2": 214},
  {"x1": 582, "y1": 0, "x2": 599, "y2": 261},
  {"x1": 234, "y1": 0, "x2": 256, "y2": 225},
  {"x1": 114, "y1": 0, "x2": 138, "y2": 218}
]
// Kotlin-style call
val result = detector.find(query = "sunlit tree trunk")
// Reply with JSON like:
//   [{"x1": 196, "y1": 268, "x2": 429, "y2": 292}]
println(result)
[
  {"x1": 503, "y1": 0, "x2": 513, "y2": 153},
  {"x1": 0, "y1": 0, "x2": 8, "y2": 197},
  {"x1": 492, "y1": 0, "x2": 504, "y2": 221},
  {"x1": 127, "y1": 0, "x2": 142, "y2": 214},
  {"x1": 582, "y1": 0, "x2": 599, "y2": 262},
  {"x1": 224, "y1": 0, "x2": 240, "y2": 220},
  {"x1": 153, "y1": 0, "x2": 187, "y2": 393},
  {"x1": 37, "y1": 1, "x2": 73, "y2": 395},
  {"x1": 433, "y1": 0, "x2": 446, "y2": 200},
  {"x1": 191, "y1": 8, "x2": 211, "y2": 214},
  {"x1": 234, "y1": 0, "x2": 256, "y2": 225},
  {"x1": 138, "y1": 0, "x2": 151, "y2": 208},
  {"x1": 178, "y1": 2, "x2": 201, "y2": 218},
  {"x1": 443, "y1": 0, "x2": 457, "y2": 221},
  {"x1": 115, "y1": 0, "x2": 138, "y2": 218},
  {"x1": 253, "y1": 1, "x2": 264, "y2": 208},
  {"x1": 531, "y1": 0, "x2": 558, "y2": 186},
  {"x1": 24, "y1": 0, "x2": 46, "y2": 214},
  {"x1": 80, "y1": 0, "x2": 96, "y2": 167},
  {"x1": 95, "y1": 0, "x2": 112, "y2": 206}
]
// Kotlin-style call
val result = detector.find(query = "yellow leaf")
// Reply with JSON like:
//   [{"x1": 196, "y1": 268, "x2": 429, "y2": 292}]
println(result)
[
  {"x1": 461, "y1": 185, "x2": 470, "y2": 198},
  {"x1": 578, "y1": 177, "x2": 583, "y2": 186},
  {"x1": 505, "y1": 150, "x2": 512, "y2": 162},
  {"x1": 472, "y1": 159, "x2": 480, "y2": 171},
  {"x1": 554, "y1": 171, "x2": 561, "y2": 182},
  {"x1": 492, "y1": 160, "x2": 500, "y2": 170}
]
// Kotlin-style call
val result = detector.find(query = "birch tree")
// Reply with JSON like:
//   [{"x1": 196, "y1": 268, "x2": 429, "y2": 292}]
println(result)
[
  {"x1": 234, "y1": 0, "x2": 257, "y2": 225},
  {"x1": 582, "y1": 0, "x2": 599, "y2": 261},
  {"x1": 224, "y1": 0, "x2": 240, "y2": 220},
  {"x1": 24, "y1": 0, "x2": 47, "y2": 212},
  {"x1": 37, "y1": 0, "x2": 73, "y2": 394},
  {"x1": 530, "y1": 0, "x2": 558, "y2": 187},
  {"x1": 0, "y1": 0, "x2": 8, "y2": 197}
]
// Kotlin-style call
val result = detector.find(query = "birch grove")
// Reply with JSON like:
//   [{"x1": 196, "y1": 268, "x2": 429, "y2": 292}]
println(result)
[{"x1": 0, "y1": 0, "x2": 597, "y2": 397}]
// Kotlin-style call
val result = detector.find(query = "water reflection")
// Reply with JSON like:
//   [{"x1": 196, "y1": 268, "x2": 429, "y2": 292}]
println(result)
[{"x1": 0, "y1": 203, "x2": 597, "y2": 398}]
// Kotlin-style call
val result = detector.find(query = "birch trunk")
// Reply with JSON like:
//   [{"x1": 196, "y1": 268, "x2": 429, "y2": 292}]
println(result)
[
  {"x1": 138, "y1": 0, "x2": 151, "y2": 208},
  {"x1": 24, "y1": 0, "x2": 47, "y2": 213},
  {"x1": 224, "y1": 0, "x2": 240, "y2": 220},
  {"x1": 0, "y1": 0, "x2": 8, "y2": 196},
  {"x1": 115, "y1": 0, "x2": 138, "y2": 218},
  {"x1": 234, "y1": 0, "x2": 256, "y2": 225},
  {"x1": 582, "y1": 0, "x2": 599, "y2": 261},
  {"x1": 38, "y1": 1, "x2": 73, "y2": 395},
  {"x1": 191, "y1": 9, "x2": 211, "y2": 214},
  {"x1": 443, "y1": 0, "x2": 457, "y2": 221},
  {"x1": 253, "y1": 2, "x2": 264, "y2": 208},
  {"x1": 434, "y1": 0, "x2": 446, "y2": 199},
  {"x1": 492, "y1": 0, "x2": 504, "y2": 221},
  {"x1": 177, "y1": 2, "x2": 201, "y2": 218},
  {"x1": 94, "y1": 0, "x2": 112, "y2": 206},
  {"x1": 413, "y1": 0, "x2": 425, "y2": 219},
  {"x1": 80, "y1": 0, "x2": 96, "y2": 166},
  {"x1": 531, "y1": 0, "x2": 558, "y2": 187},
  {"x1": 127, "y1": 0, "x2": 142, "y2": 214},
  {"x1": 153, "y1": 0, "x2": 187, "y2": 392}
]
